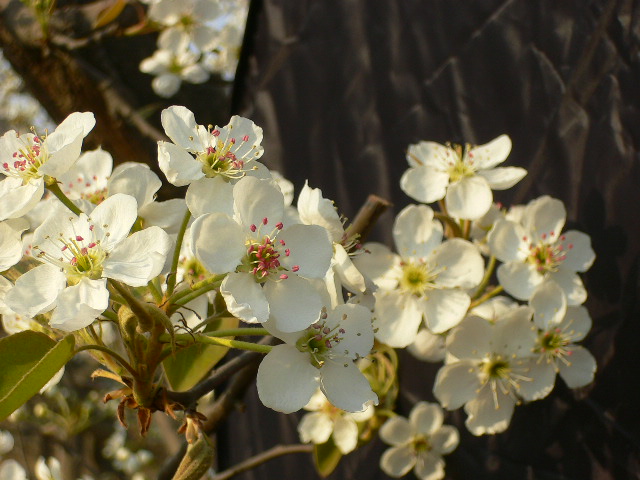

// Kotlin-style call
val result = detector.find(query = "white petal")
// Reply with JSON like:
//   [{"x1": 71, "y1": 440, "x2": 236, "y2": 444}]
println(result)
[
  {"x1": 297, "y1": 181, "x2": 344, "y2": 241},
  {"x1": 108, "y1": 163, "x2": 161, "y2": 208},
  {"x1": 161, "y1": 106, "x2": 204, "y2": 151},
  {"x1": 5, "y1": 264, "x2": 66, "y2": 317},
  {"x1": 430, "y1": 425, "x2": 459, "y2": 454},
  {"x1": 477, "y1": 167, "x2": 527, "y2": 190},
  {"x1": 333, "y1": 244, "x2": 367, "y2": 293},
  {"x1": 279, "y1": 224, "x2": 332, "y2": 279},
  {"x1": 410, "y1": 402, "x2": 443, "y2": 436},
  {"x1": 415, "y1": 451, "x2": 446, "y2": 480},
  {"x1": 433, "y1": 361, "x2": 482, "y2": 410},
  {"x1": 421, "y1": 289, "x2": 470, "y2": 334},
  {"x1": 54, "y1": 111, "x2": 96, "y2": 138},
  {"x1": 233, "y1": 176, "x2": 284, "y2": 229},
  {"x1": 189, "y1": 213, "x2": 245, "y2": 273},
  {"x1": 468, "y1": 135, "x2": 512, "y2": 170},
  {"x1": 548, "y1": 270, "x2": 587, "y2": 305},
  {"x1": 431, "y1": 238, "x2": 484, "y2": 289},
  {"x1": 497, "y1": 262, "x2": 544, "y2": 301},
  {"x1": 104, "y1": 226, "x2": 172, "y2": 286},
  {"x1": 407, "y1": 328, "x2": 446, "y2": 362},
  {"x1": 406, "y1": 141, "x2": 453, "y2": 168},
  {"x1": 380, "y1": 445, "x2": 416, "y2": 478},
  {"x1": 185, "y1": 176, "x2": 234, "y2": 217},
  {"x1": 558, "y1": 230, "x2": 595, "y2": 272},
  {"x1": 153, "y1": 74, "x2": 182, "y2": 98},
  {"x1": 487, "y1": 219, "x2": 529, "y2": 262},
  {"x1": 373, "y1": 291, "x2": 422, "y2": 348},
  {"x1": 182, "y1": 65, "x2": 209, "y2": 84},
  {"x1": 220, "y1": 272, "x2": 269, "y2": 323},
  {"x1": 558, "y1": 345, "x2": 596, "y2": 388},
  {"x1": 393, "y1": 204, "x2": 443, "y2": 260},
  {"x1": 446, "y1": 316, "x2": 493, "y2": 360},
  {"x1": 464, "y1": 386, "x2": 515, "y2": 435},
  {"x1": 256, "y1": 344, "x2": 318, "y2": 413},
  {"x1": 158, "y1": 141, "x2": 203, "y2": 186},
  {"x1": 326, "y1": 304, "x2": 374, "y2": 359},
  {"x1": 530, "y1": 280, "x2": 567, "y2": 329},
  {"x1": 522, "y1": 196, "x2": 566, "y2": 244},
  {"x1": 0, "y1": 177, "x2": 44, "y2": 221},
  {"x1": 562, "y1": 306, "x2": 592, "y2": 342},
  {"x1": 332, "y1": 416, "x2": 359, "y2": 454},
  {"x1": 352, "y1": 242, "x2": 400, "y2": 291},
  {"x1": 0, "y1": 222, "x2": 24, "y2": 271},
  {"x1": 89, "y1": 193, "x2": 138, "y2": 250},
  {"x1": 0, "y1": 460, "x2": 28, "y2": 480},
  {"x1": 50, "y1": 279, "x2": 109, "y2": 331},
  {"x1": 139, "y1": 198, "x2": 187, "y2": 234},
  {"x1": 400, "y1": 166, "x2": 449, "y2": 204},
  {"x1": 297, "y1": 412, "x2": 333, "y2": 445},
  {"x1": 446, "y1": 176, "x2": 492, "y2": 220},
  {"x1": 516, "y1": 359, "x2": 556, "y2": 401},
  {"x1": 263, "y1": 275, "x2": 323, "y2": 332},
  {"x1": 320, "y1": 361, "x2": 377, "y2": 412},
  {"x1": 491, "y1": 306, "x2": 536, "y2": 356},
  {"x1": 379, "y1": 416, "x2": 414, "y2": 446},
  {"x1": 42, "y1": 130, "x2": 84, "y2": 177}
]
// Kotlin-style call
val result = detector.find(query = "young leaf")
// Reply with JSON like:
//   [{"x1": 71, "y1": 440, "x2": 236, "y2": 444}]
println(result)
[
  {"x1": 313, "y1": 437, "x2": 343, "y2": 478},
  {"x1": 0, "y1": 331, "x2": 75, "y2": 421},
  {"x1": 163, "y1": 317, "x2": 239, "y2": 392}
]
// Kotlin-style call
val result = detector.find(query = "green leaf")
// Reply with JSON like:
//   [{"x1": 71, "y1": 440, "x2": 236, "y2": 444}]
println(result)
[
  {"x1": 0, "y1": 331, "x2": 75, "y2": 421},
  {"x1": 313, "y1": 437, "x2": 343, "y2": 478},
  {"x1": 163, "y1": 317, "x2": 238, "y2": 392}
]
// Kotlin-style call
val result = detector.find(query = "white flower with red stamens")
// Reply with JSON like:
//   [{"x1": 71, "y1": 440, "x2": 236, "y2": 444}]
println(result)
[
  {"x1": 400, "y1": 135, "x2": 526, "y2": 220},
  {"x1": 140, "y1": 48, "x2": 209, "y2": 98},
  {"x1": 528, "y1": 281, "x2": 597, "y2": 390},
  {"x1": 4, "y1": 194, "x2": 172, "y2": 331},
  {"x1": 256, "y1": 303, "x2": 378, "y2": 413},
  {"x1": 189, "y1": 176, "x2": 333, "y2": 331},
  {"x1": 433, "y1": 308, "x2": 550, "y2": 436},
  {"x1": 158, "y1": 106, "x2": 265, "y2": 188},
  {"x1": 379, "y1": 402, "x2": 459, "y2": 480},
  {"x1": 0, "y1": 112, "x2": 95, "y2": 221},
  {"x1": 353, "y1": 204, "x2": 484, "y2": 346},
  {"x1": 488, "y1": 195, "x2": 595, "y2": 304},
  {"x1": 297, "y1": 389, "x2": 374, "y2": 454}
]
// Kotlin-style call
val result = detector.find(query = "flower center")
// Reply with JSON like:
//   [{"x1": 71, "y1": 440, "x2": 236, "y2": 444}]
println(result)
[
  {"x1": 447, "y1": 157, "x2": 476, "y2": 183},
  {"x1": 413, "y1": 435, "x2": 432, "y2": 453},
  {"x1": 399, "y1": 261, "x2": 438, "y2": 297},
  {"x1": 296, "y1": 311, "x2": 347, "y2": 368},
  {"x1": 479, "y1": 353, "x2": 532, "y2": 409},
  {"x1": 481, "y1": 355, "x2": 512, "y2": 381},
  {"x1": 197, "y1": 131, "x2": 251, "y2": 180},
  {"x1": 2, "y1": 132, "x2": 48, "y2": 184},
  {"x1": 535, "y1": 328, "x2": 573, "y2": 365},
  {"x1": 182, "y1": 257, "x2": 207, "y2": 283},
  {"x1": 525, "y1": 233, "x2": 573, "y2": 274},
  {"x1": 239, "y1": 218, "x2": 298, "y2": 282}
]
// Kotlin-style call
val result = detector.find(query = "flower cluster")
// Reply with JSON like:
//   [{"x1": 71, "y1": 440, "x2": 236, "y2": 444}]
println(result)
[{"x1": 0, "y1": 112, "x2": 597, "y2": 480}]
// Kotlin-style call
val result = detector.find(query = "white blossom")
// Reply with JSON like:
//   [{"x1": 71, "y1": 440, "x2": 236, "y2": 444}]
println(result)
[{"x1": 400, "y1": 135, "x2": 526, "y2": 219}]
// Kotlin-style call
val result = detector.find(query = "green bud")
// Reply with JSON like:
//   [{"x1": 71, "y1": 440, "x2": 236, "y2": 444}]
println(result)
[{"x1": 173, "y1": 434, "x2": 215, "y2": 480}]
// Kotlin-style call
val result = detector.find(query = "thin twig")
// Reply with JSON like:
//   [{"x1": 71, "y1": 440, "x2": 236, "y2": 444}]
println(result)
[
  {"x1": 213, "y1": 444, "x2": 314, "y2": 480},
  {"x1": 347, "y1": 194, "x2": 392, "y2": 245}
]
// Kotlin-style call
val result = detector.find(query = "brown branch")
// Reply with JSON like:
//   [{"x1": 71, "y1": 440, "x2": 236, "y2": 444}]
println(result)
[
  {"x1": 346, "y1": 194, "x2": 392, "y2": 245},
  {"x1": 213, "y1": 444, "x2": 314, "y2": 480}
]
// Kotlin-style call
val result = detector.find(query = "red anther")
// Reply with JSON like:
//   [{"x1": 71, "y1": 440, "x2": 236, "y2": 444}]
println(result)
[
  {"x1": 250, "y1": 224, "x2": 257, "y2": 232},
  {"x1": 339, "y1": 328, "x2": 345, "y2": 334},
  {"x1": 77, "y1": 177, "x2": 82, "y2": 182},
  {"x1": 70, "y1": 257, "x2": 78, "y2": 266},
  {"x1": 262, "y1": 217, "x2": 268, "y2": 225},
  {"x1": 230, "y1": 138, "x2": 236, "y2": 144},
  {"x1": 292, "y1": 265, "x2": 299, "y2": 272},
  {"x1": 560, "y1": 235, "x2": 566, "y2": 240},
  {"x1": 88, "y1": 242, "x2": 96, "y2": 248},
  {"x1": 81, "y1": 247, "x2": 88, "y2": 255},
  {"x1": 280, "y1": 240, "x2": 286, "y2": 246},
  {"x1": 541, "y1": 233, "x2": 547, "y2": 239},
  {"x1": 285, "y1": 249, "x2": 290, "y2": 256},
  {"x1": 248, "y1": 245, "x2": 255, "y2": 253},
  {"x1": 279, "y1": 274, "x2": 288, "y2": 279},
  {"x1": 567, "y1": 350, "x2": 573, "y2": 356},
  {"x1": 212, "y1": 129, "x2": 220, "y2": 136},
  {"x1": 12, "y1": 152, "x2": 17, "y2": 158},
  {"x1": 314, "y1": 334, "x2": 323, "y2": 341},
  {"x1": 61, "y1": 245, "x2": 68, "y2": 251},
  {"x1": 33, "y1": 136, "x2": 40, "y2": 143},
  {"x1": 323, "y1": 327, "x2": 330, "y2": 334},
  {"x1": 523, "y1": 236, "x2": 528, "y2": 242},
  {"x1": 89, "y1": 225, "x2": 94, "y2": 231},
  {"x1": 93, "y1": 175, "x2": 98, "y2": 180},
  {"x1": 85, "y1": 182, "x2": 91, "y2": 187},
  {"x1": 325, "y1": 340, "x2": 333, "y2": 348},
  {"x1": 76, "y1": 236, "x2": 84, "y2": 241},
  {"x1": 568, "y1": 244, "x2": 573, "y2": 249},
  {"x1": 242, "y1": 135, "x2": 249, "y2": 142},
  {"x1": 276, "y1": 222, "x2": 283, "y2": 230}
]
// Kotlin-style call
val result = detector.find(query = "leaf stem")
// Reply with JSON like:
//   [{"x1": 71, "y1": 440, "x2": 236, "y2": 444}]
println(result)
[
  {"x1": 472, "y1": 255, "x2": 497, "y2": 300},
  {"x1": 45, "y1": 180, "x2": 83, "y2": 216},
  {"x1": 161, "y1": 332, "x2": 272, "y2": 354},
  {"x1": 75, "y1": 344, "x2": 138, "y2": 379},
  {"x1": 469, "y1": 285, "x2": 504, "y2": 309}
]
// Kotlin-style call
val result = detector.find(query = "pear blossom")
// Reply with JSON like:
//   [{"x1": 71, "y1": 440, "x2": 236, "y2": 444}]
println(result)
[
  {"x1": 488, "y1": 196, "x2": 596, "y2": 304},
  {"x1": 354, "y1": 204, "x2": 484, "y2": 346},
  {"x1": 0, "y1": 460, "x2": 27, "y2": 480},
  {"x1": 0, "y1": 430, "x2": 14, "y2": 455},
  {"x1": 189, "y1": 176, "x2": 332, "y2": 331},
  {"x1": 0, "y1": 112, "x2": 95, "y2": 220},
  {"x1": 148, "y1": 0, "x2": 221, "y2": 53},
  {"x1": 379, "y1": 402, "x2": 459, "y2": 480},
  {"x1": 57, "y1": 148, "x2": 112, "y2": 205},
  {"x1": 140, "y1": 48, "x2": 209, "y2": 98},
  {"x1": 528, "y1": 281, "x2": 596, "y2": 389},
  {"x1": 297, "y1": 181, "x2": 367, "y2": 294},
  {"x1": 400, "y1": 135, "x2": 526, "y2": 219},
  {"x1": 4, "y1": 194, "x2": 172, "y2": 331},
  {"x1": 35, "y1": 457, "x2": 62, "y2": 480},
  {"x1": 297, "y1": 389, "x2": 374, "y2": 454},
  {"x1": 433, "y1": 308, "x2": 552, "y2": 435},
  {"x1": 256, "y1": 303, "x2": 378, "y2": 413},
  {"x1": 158, "y1": 106, "x2": 266, "y2": 192}
]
